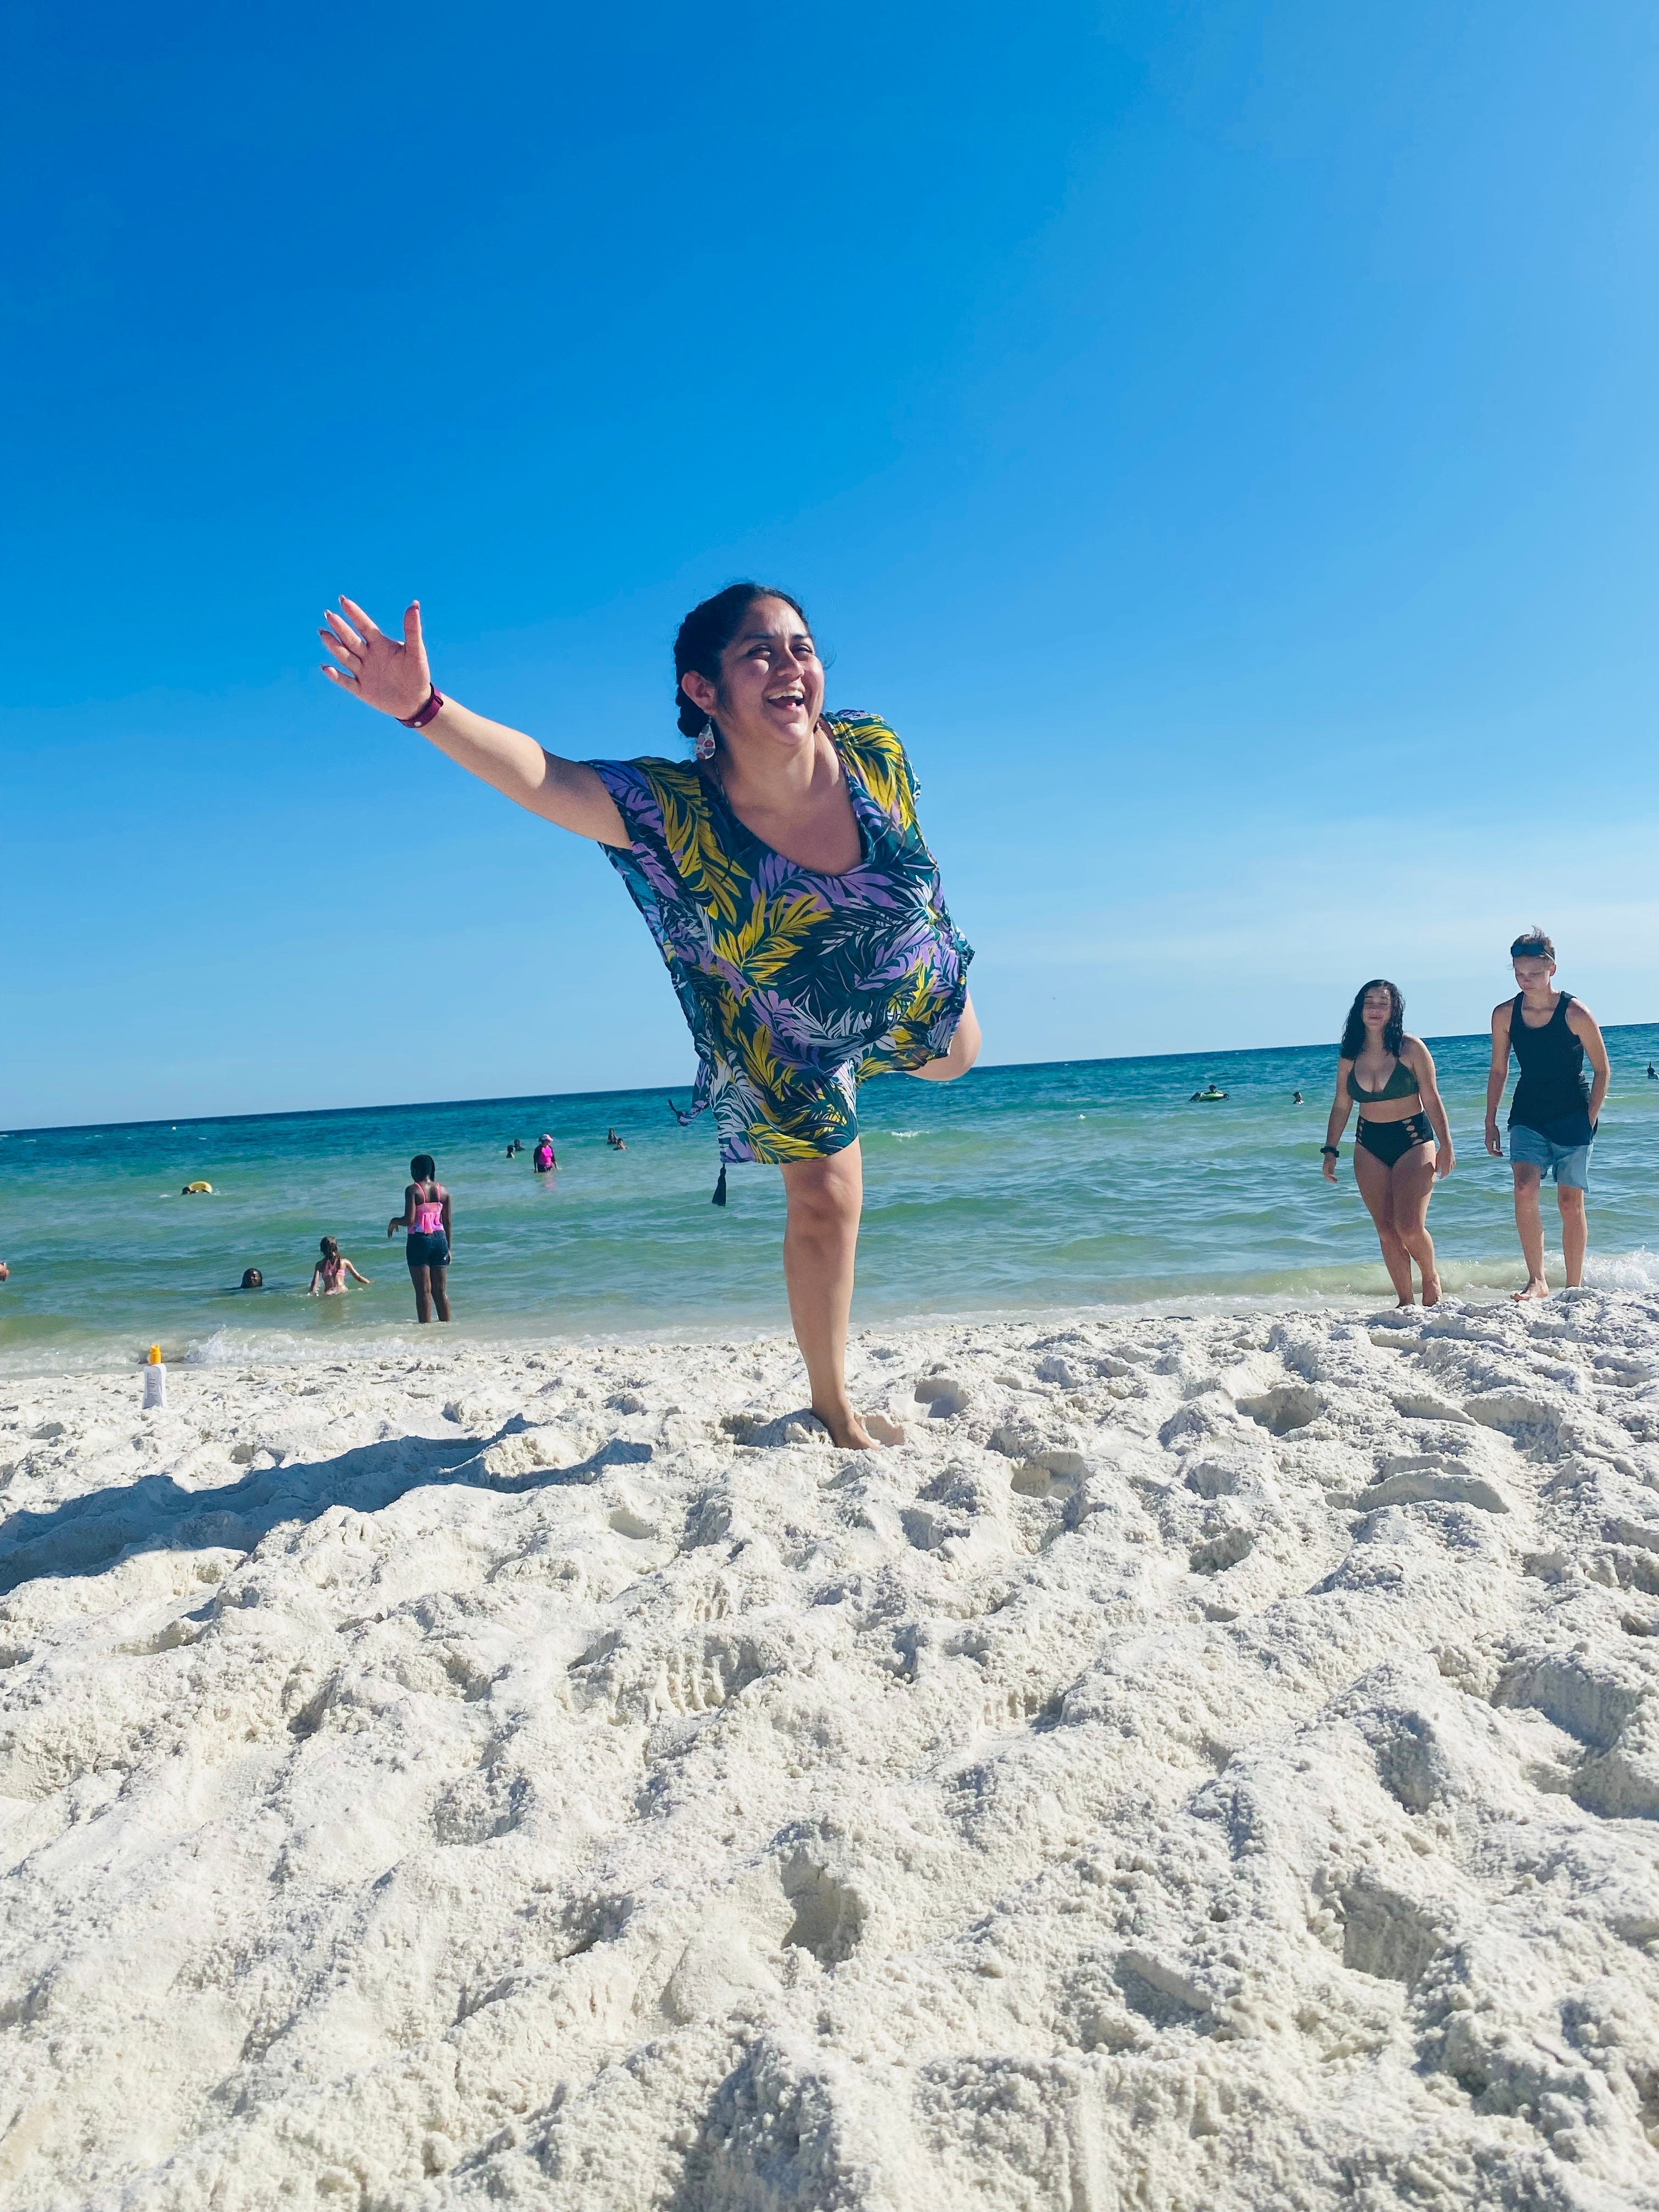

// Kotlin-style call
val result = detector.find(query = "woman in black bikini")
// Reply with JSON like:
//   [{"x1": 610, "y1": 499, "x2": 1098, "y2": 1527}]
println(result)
[{"x1": 1322, "y1": 979, "x2": 1454, "y2": 1307}]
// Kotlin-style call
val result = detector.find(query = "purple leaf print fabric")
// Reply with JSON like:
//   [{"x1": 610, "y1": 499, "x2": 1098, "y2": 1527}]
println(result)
[{"x1": 585, "y1": 714, "x2": 973, "y2": 1165}]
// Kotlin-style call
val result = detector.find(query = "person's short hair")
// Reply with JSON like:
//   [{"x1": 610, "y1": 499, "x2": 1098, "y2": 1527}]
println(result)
[
  {"x1": 410, "y1": 1153, "x2": 436, "y2": 1180},
  {"x1": 1510, "y1": 928, "x2": 1556, "y2": 963}
]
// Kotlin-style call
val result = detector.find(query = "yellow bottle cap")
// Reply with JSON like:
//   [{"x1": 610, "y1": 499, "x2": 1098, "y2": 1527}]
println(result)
[{"x1": 147, "y1": 1344, "x2": 163, "y2": 1364}]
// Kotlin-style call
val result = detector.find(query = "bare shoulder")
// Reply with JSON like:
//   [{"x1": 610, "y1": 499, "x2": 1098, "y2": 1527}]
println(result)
[
  {"x1": 1401, "y1": 1033, "x2": 1432, "y2": 1062},
  {"x1": 1565, "y1": 997, "x2": 1602, "y2": 1032},
  {"x1": 1491, "y1": 997, "x2": 1514, "y2": 1029}
]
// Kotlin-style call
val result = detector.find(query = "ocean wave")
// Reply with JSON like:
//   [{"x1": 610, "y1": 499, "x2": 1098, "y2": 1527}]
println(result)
[
  {"x1": 1585, "y1": 1246, "x2": 1659, "y2": 1291},
  {"x1": 182, "y1": 1324, "x2": 428, "y2": 1368}
]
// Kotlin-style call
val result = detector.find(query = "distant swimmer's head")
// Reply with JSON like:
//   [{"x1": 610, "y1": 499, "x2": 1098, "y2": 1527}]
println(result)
[
  {"x1": 240, "y1": 1267, "x2": 263, "y2": 1289},
  {"x1": 410, "y1": 1154, "x2": 436, "y2": 1182},
  {"x1": 1341, "y1": 979, "x2": 1404, "y2": 1060},
  {"x1": 319, "y1": 1237, "x2": 340, "y2": 1263},
  {"x1": 1510, "y1": 928, "x2": 1556, "y2": 991},
  {"x1": 674, "y1": 584, "x2": 821, "y2": 761}
]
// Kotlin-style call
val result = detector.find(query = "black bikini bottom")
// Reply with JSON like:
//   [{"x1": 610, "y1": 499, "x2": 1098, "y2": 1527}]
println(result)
[{"x1": 1357, "y1": 1112, "x2": 1434, "y2": 1167}]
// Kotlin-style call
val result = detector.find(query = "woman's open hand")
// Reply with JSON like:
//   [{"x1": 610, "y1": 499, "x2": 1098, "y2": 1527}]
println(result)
[{"x1": 319, "y1": 597, "x2": 431, "y2": 720}]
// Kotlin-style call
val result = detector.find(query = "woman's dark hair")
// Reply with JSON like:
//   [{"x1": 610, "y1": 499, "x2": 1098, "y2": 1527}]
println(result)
[
  {"x1": 673, "y1": 582, "x2": 810, "y2": 743},
  {"x1": 1510, "y1": 927, "x2": 1555, "y2": 963},
  {"x1": 410, "y1": 1154, "x2": 436, "y2": 1181},
  {"x1": 319, "y1": 1236, "x2": 340, "y2": 1262},
  {"x1": 240, "y1": 1267, "x2": 262, "y2": 1289},
  {"x1": 1340, "y1": 979, "x2": 1405, "y2": 1060}
]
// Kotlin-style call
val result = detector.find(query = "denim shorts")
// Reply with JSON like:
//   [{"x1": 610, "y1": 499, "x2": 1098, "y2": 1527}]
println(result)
[
  {"x1": 1509, "y1": 1122, "x2": 1590, "y2": 1189},
  {"x1": 405, "y1": 1229, "x2": 450, "y2": 1272}
]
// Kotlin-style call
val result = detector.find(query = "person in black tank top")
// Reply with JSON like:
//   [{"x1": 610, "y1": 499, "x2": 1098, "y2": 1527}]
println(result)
[{"x1": 1485, "y1": 931, "x2": 1611, "y2": 1301}]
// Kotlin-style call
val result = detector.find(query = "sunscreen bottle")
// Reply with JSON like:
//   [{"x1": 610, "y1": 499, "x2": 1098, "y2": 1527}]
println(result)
[{"x1": 143, "y1": 1344, "x2": 167, "y2": 1410}]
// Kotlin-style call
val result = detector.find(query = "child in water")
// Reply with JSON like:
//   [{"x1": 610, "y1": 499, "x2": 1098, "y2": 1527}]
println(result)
[
  {"x1": 389, "y1": 1153, "x2": 452, "y2": 1323},
  {"x1": 308, "y1": 1237, "x2": 370, "y2": 1296}
]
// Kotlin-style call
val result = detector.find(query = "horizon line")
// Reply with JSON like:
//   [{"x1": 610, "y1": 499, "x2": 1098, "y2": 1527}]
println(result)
[{"x1": 7, "y1": 1020, "x2": 1657, "y2": 1141}]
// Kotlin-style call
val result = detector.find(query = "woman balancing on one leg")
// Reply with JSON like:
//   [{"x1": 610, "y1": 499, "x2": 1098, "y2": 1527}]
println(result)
[
  {"x1": 1322, "y1": 979, "x2": 1454, "y2": 1307},
  {"x1": 323, "y1": 585, "x2": 979, "y2": 1445}
]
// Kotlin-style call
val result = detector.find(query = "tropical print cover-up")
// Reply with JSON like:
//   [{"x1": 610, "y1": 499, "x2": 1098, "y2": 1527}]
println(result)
[{"x1": 588, "y1": 713, "x2": 973, "y2": 1164}]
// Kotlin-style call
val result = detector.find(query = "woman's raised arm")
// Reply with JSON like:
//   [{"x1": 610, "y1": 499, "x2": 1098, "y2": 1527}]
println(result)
[{"x1": 319, "y1": 597, "x2": 625, "y2": 844}]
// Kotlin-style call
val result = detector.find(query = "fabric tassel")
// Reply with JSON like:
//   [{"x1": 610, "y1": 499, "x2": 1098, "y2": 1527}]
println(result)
[{"x1": 712, "y1": 1165, "x2": 727, "y2": 1207}]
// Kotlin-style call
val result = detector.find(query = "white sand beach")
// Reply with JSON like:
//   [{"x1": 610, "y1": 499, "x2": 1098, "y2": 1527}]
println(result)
[{"x1": 3, "y1": 1292, "x2": 1658, "y2": 2209}]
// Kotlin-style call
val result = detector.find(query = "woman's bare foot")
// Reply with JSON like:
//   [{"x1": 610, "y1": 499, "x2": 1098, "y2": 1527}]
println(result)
[
  {"x1": 813, "y1": 1403, "x2": 903, "y2": 1449},
  {"x1": 1421, "y1": 1273, "x2": 1442, "y2": 1307},
  {"x1": 1396, "y1": 1295, "x2": 1415, "y2": 1308},
  {"x1": 814, "y1": 1402, "x2": 875, "y2": 1449},
  {"x1": 1513, "y1": 1278, "x2": 1551, "y2": 1302}
]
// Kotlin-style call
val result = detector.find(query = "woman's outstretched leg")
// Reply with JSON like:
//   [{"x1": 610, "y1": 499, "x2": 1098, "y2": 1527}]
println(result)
[
  {"x1": 1389, "y1": 1144, "x2": 1441, "y2": 1304},
  {"x1": 1352, "y1": 1145, "x2": 1417, "y2": 1304},
  {"x1": 780, "y1": 1142, "x2": 876, "y2": 1449}
]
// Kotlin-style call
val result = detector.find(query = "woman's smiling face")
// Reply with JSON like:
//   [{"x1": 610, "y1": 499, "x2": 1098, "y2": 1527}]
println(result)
[
  {"x1": 684, "y1": 596, "x2": 824, "y2": 754},
  {"x1": 1362, "y1": 985, "x2": 1393, "y2": 1033}
]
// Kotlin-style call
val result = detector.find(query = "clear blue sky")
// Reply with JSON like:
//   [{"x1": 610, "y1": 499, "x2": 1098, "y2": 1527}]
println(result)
[{"x1": 5, "y1": 1, "x2": 1656, "y2": 1128}]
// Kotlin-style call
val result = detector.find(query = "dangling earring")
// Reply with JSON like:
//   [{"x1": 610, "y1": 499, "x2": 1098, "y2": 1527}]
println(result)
[{"x1": 695, "y1": 720, "x2": 718, "y2": 763}]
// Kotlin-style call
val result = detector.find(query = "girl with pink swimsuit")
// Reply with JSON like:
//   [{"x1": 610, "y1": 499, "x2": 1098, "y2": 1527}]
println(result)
[{"x1": 388, "y1": 1152, "x2": 452, "y2": 1323}]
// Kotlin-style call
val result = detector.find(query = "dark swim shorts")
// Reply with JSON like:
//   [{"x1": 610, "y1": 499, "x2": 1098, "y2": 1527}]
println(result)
[{"x1": 405, "y1": 1229, "x2": 450, "y2": 1273}]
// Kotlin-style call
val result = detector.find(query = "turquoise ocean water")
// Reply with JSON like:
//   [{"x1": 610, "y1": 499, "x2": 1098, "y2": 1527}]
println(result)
[{"x1": 3, "y1": 1029, "x2": 1656, "y2": 1377}]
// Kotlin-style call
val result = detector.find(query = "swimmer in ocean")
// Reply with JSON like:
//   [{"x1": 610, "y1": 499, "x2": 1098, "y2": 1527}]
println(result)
[
  {"x1": 181, "y1": 1181, "x2": 213, "y2": 1195},
  {"x1": 309, "y1": 1237, "x2": 370, "y2": 1296},
  {"x1": 239, "y1": 1267, "x2": 263, "y2": 1289},
  {"x1": 534, "y1": 1135, "x2": 557, "y2": 1172},
  {"x1": 607, "y1": 1127, "x2": 627, "y2": 1150},
  {"x1": 1293, "y1": 1090, "x2": 1304, "y2": 1104}
]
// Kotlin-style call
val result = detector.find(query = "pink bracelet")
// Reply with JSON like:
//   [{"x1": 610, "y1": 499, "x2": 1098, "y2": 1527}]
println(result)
[{"x1": 400, "y1": 687, "x2": 445, "y2": 728}]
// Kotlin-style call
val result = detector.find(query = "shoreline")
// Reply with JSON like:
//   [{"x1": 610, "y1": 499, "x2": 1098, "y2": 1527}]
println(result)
[
  {"x1": 2, "y1": 1242, "x2": 1657, "y2": 1384},
  {"x1": 6, "y1": 1034, "x2": 1657, "y2": 1391},
  {"x1": 3, "y1": 1291, "x2": 1658, "y2": 2205}
]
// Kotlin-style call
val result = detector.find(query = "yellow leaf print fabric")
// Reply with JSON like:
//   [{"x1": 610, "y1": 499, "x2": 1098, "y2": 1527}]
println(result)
[{"x1": 588, "y1": 714, "x2": 973, "y2": 1165}]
